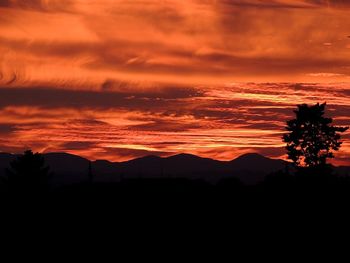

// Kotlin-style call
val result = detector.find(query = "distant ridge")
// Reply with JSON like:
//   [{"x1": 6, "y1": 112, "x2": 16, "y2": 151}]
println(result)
[
  {"x1": 232, "y1": 152, "x2": 272, "y2": 162},
  {"x1": 229, "y1": 153, "x2": 286, "y2": 171},
  {"x1": 2, "y1": 151, "x2": 347, "y2": 186}
]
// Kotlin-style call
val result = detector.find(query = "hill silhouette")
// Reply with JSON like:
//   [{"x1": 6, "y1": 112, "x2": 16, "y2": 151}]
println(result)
[
  {"x1": 0, "y1": 152, "x2": 291, "y2": 186},
  {"x1": 230, "y1": 153, "x2": 284, "y2": 170},
  {"x1": 2, "y1": 151, "x2": 350, "y2": 218}
]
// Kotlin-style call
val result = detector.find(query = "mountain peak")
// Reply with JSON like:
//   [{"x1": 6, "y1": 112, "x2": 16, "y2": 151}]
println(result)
[
  {"x1": 44, "y1": 152, "x2": 89, "y2": 161},
  {"x1": 233, "y1": 153, "x2": 268, "y2": 162},
  {"x1": 125, "y1": 155, "x2": 162, "y2": 164},
  {"x1": 229, "y1": 153, "x2": 286, "y2": 173},
  {"x1": 167, "y1": 153, "x2": 199, "y2": 159},
  {"x1": 166, "y1": 153, "x2": 217, "y2": 162}
]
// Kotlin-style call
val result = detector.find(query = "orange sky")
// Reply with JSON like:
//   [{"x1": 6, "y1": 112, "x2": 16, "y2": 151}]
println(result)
[{"x1": 0, "y1": 0, "x2": 350, "y2": 164}]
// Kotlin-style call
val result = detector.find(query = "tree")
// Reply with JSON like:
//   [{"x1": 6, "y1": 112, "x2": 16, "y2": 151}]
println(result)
[
  {"x1": 283, "y1": 103, "x2": 348, "y2": 168},
  {"x1": 6, "y1": 150, "x2": 51, "y2": 193}
]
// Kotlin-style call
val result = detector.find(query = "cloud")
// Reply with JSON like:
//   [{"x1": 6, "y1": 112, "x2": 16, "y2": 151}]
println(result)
[
  {"x1": 0, "y1": 123, "x2": 16, "y2": 133},
  {"x1": 218, "y1": 0, "x2": 350, "y2": 9},
  {"x1": 130, "y1": 119, "x2": 202, "y2": 132},
  {"x1": 2, "y1": 0, "x2": 350, "y2": 85},
  {"x1": 0, "y1": 1, "x2": 349, "y2": 163},
  {"x1": 217, "y1": 0, "x2": 315, "y2": 9},
  {"x1": 60, "y1": 141, "x2": 98, "y2": 150},
  {"x1": 0, "y1": 86, "x2": 204, "y2": 111},
  {"x1": 0, "y1": 0, "x2": 73, "y2": 12},
  {"x1": 306, "y1": 0, "x2": 350, "y2": 7}
]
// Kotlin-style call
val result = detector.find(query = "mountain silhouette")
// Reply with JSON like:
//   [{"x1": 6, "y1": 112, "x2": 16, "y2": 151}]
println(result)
[
  {"x1": 227, "y1": 153, "x2": 287, "y2": 184},
  {"x1": 2, "y1": 151, "x2": 347, "y2": 186},
  {"x1": 122, "y1": 153, "x2": 222, "y2": 181},
  {"x1": 229, "y1": 153, "x2": 287, "y2": 173},
  {"x1": 43, "y1": 153, "x2": 90, "y2": 185}
]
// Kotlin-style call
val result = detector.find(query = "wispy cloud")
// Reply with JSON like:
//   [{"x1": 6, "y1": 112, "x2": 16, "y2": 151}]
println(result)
[
  {"x1": 0, "y1": 0, "x2": 73, "y2": 12},
  {"x1": 1, "y1": 0, "x2": 350, "y2": 85},
  {"x1": 0, "y1": 83, "x2": 348, "y2": 163},
  {"x1": 0, "y1": 1, "x2": 349, "y2": 163}
]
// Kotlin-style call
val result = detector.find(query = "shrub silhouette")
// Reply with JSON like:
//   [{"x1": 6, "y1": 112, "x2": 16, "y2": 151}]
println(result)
[
  {"x1": 283, "y1": 103, "x2": 348, "y2": 168},
  {"x1": 6, "y1": 150, "x2": 51, "y2": 194}
]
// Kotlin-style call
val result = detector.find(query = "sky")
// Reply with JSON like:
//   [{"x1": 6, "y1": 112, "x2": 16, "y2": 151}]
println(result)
[{"x1": 0, "y1": 0, "x2": 350, "y2": 164}]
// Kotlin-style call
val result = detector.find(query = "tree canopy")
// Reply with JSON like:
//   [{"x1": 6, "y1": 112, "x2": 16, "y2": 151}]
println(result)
[
  {"x1": 283, "y1": 103, "x2": 348, "y2": 168},
  {"x1": 6, "y1": 150, "x2": 50, "y2": 192}
]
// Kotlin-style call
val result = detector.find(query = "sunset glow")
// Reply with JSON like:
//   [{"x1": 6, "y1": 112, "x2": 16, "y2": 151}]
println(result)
[{"x1": 1, "y1": 0, "x2": 350, "y2": 164}]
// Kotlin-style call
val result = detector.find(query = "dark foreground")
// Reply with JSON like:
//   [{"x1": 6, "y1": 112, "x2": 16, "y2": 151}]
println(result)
[
  {"x1": 2, "y1": 172, "x2": 350, "y2": 212},
  {"x1": 1, "y1": 178, "x2": 347, "y2": 261},
  {"x1": 2, "y1": 172, "x2": 350, "y2": 247}
]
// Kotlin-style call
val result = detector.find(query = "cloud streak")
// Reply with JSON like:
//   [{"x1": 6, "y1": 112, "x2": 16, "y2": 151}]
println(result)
[
  {"x1": 0, "y1": 1, "x2": 349, "y2": 164},
  {"x1": 1, "y1": 0, "x2": 350, "y2": 85},
  {"x1": 0, "y1": 83, "x2": 348, "y2": 164},
  {"x1": 0, "y1": 0, "x2": 73, "y2": 12}
]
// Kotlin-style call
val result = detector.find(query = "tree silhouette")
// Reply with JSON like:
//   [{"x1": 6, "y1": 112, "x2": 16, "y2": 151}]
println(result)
[
  {"x1": 283, "y1": 103, "x2": 348, "y2": 168},
  {"x1": 6, "y1": 150, "x2": 51, "y2": 193}
]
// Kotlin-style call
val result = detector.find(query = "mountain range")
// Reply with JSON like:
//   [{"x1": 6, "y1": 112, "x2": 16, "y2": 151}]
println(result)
[{"x1": 0, "y1": 152, "x2": 349, "y2": 186}]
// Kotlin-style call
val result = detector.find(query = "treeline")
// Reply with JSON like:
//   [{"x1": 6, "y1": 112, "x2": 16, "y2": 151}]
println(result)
[{"x1": 1, "y1": 167, "x2": 350, "y2": 198}]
